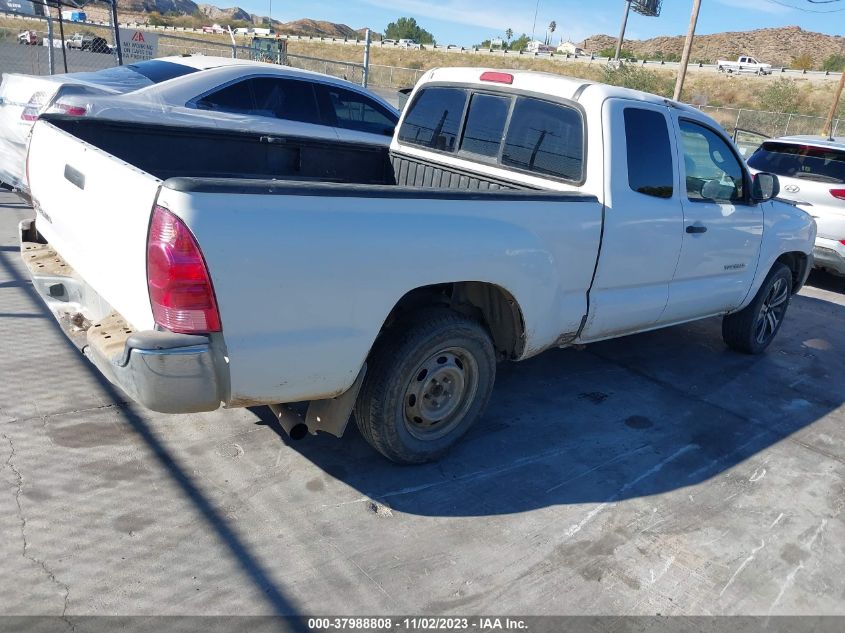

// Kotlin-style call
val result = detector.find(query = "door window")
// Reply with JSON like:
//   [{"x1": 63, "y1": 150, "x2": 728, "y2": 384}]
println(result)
[
  {"x1": 624, "y1": 108, "x2": 674, "y2": 198},
  {"x1": 679, "y1": 120, "x2": 745, "y2": 203},
  {"x1": 195, "y1": 77, "x2": 321, "y2": 125},
  {"x1": 319, "y1": 86, "x2": 398, "y2": 136}
]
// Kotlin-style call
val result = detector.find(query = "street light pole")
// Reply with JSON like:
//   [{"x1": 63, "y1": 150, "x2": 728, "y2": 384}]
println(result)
[
  {"x1": 673, "y1": 0, "x2": 702, "y2": 102},
  {"x1": 614, "y1": 0, "x2": 632, "y2": 61}
]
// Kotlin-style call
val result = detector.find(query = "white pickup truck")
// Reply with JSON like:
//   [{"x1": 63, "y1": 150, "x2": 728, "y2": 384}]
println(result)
[
  {"x1": 717, "y1": 56, "x2": 773, "y2": 75},
  {"x1": 21, "y1": 68, "x2": 815, "y2": 463}
]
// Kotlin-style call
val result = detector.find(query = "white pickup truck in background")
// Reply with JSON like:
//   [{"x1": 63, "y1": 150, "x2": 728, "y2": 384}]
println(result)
[
  {"x1": 717, "y1": 56, "x2": 773, "y2": 75},
  {"x1": 22, "y1": 68, "x2": 815, "y2": 463}
]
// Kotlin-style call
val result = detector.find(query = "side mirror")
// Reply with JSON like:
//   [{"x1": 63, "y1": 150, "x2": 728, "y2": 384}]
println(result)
[{"x1": 752, "y1": 172, "x2": 780, "y2": 202}]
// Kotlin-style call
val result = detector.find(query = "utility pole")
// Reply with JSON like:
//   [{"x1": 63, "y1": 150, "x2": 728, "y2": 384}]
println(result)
[
  {"x1": 821, "y1": 40, "x2": 845, "y2": 139},
  {"x1": 673, "y1": 0, "x2": 701, "y2": 102},
  {"x1": 531, "y1": 0, "x2": 540, "y2": 42},
  {"x1": 614, "y1": 0, "x2": 632, "y2": 61},
  {"x1": 822, "y1": 68, "x2": 844, "y2": 140}
]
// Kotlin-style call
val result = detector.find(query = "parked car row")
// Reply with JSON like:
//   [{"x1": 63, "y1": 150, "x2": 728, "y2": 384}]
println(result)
[{"x1": 9, "y1": 62, "x2": 816, "y2": 463}]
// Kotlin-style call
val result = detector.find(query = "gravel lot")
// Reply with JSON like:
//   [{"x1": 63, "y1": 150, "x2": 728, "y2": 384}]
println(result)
[{"x1": 1, "y1": 190, "x2": 844, "y2": 620}]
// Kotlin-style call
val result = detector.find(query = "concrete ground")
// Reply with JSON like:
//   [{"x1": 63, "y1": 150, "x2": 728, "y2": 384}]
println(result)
[{"x1": 1, "y1": 190, "x2": 844, "y2": 618}]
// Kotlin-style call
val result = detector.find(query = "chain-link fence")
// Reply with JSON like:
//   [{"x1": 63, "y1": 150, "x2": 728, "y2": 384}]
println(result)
[
  {"x1": 366, "y1": 64, "x2": 425, "y2": 89},
  {"x1": 1, "y1": 8, "x2": 119, "y2": 75},
  {"x1": 699, "y1": 105, "x2": 842, "y2": 138},
  {"x1": 284, "y1": 53, "x2": 364, "y2": 84}
]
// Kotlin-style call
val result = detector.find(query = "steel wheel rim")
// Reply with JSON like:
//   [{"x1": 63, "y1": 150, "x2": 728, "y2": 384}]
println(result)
[
  {"x1": 403, "y1": 346, "x2": 479, "y2": 441},
  {"x1": 754, "y1": 277, "x2": 789, "y2": 345}
]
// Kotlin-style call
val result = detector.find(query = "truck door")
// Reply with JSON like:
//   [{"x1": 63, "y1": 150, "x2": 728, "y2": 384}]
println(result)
[
  {"x1": 660, "y1": 116, "x2": 763, "y2": 323},
  {"x1": 581, "y1": 99, "x2": 684, "y2": 340}
]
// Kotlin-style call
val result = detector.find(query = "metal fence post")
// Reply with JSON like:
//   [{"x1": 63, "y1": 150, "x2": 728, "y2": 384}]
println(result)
[
  {"x1": 734, "y1": 108, "x2": 742, "y2": 131},
  {"x1": 785, "y1": 113, "x2": 793, "y2": 136},
  {"x1": 46, "y1": 12, "x2": 55, "y2": 75},
  {"x1": 227, "y1": 25, "x2": 236, "y2": 58},
  {"x1": 362, "y1": 28, "x2": 370, "y2": 88},
  {"x1": 111, "y1": 0, "x2": 123, "y2": 65}
]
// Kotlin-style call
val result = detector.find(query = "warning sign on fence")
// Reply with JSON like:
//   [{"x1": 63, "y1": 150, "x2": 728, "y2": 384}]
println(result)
[{"x1": 119, "y1": 29, "x2": 158, "y2": 62}]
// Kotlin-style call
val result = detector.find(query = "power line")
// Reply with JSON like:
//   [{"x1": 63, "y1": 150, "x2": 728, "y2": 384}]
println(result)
[{"x1": 763, "y1": 0, "x2": 845, "y2": 12}]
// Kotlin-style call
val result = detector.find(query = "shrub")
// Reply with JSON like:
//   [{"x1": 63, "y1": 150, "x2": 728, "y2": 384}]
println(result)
[
  {"x1": 822, "y1": 54, "x2": 845, "y2": 72},
  {"x1": 602, "y1": 64, "x2": 673, "y2": 96},
  {"x1": 759, "y1": 78, "x2": 800, "y2": 113},
  {"x1": 791, "y1": 53, "x2": 814, "y2": 71}
]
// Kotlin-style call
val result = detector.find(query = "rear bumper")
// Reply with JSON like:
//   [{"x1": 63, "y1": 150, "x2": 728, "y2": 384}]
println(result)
[
  {"x1": 19, "y1": 219, "x2": 225, "y2": 413},
  {"x1": 813, "y1": 237, "x2": 845, "y2": 276}
]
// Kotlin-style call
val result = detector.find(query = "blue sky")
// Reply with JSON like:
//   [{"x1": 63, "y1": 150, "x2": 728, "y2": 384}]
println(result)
[{"x1": 240, "y1": 0, "x2": 845, "y2": 46}]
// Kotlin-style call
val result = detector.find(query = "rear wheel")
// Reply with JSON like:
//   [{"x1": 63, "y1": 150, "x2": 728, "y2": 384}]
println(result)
[
  {"x1": 722, "y1": 263, "x2": 792, "y2": 354},
  {"x1": 355, "y1": 308, "x2": 496, "y2": 464}
]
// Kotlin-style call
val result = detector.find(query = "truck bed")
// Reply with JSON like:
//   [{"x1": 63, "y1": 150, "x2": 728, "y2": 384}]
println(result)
[
  {"x1": 26, "y1": 115, "x2": 602, "y2": 410},
  {"x1": 45, "y1": 116, "x2": 527, "y2": 191}
]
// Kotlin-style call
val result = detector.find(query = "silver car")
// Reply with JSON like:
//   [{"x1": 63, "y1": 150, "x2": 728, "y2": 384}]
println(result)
[{"x1": 747, "y1": 135, "x2": 845, "y2": 274}]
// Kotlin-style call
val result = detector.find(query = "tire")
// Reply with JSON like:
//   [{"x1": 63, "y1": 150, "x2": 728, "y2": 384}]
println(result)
[
  {"x1": 355, "y1": 308, "x2": 496, "y2": 464},
  {"x1": 722, "y1": 263, "x2": 792, "y2": 354}
]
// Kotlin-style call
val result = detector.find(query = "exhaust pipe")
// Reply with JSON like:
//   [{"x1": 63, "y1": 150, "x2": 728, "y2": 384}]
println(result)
[{"x1": 268, "y1": 404, "x2": 309, "y2": 440}]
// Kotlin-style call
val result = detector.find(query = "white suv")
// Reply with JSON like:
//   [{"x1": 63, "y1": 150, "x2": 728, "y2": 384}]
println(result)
[{"x1": 747, "y1": 135, "x2": 845, "y2": 274}]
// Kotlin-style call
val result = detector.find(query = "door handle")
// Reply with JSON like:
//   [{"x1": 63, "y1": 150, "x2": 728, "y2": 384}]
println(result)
[{"x1": 686, "y1": 225, "x2": 707, "y2": 234}]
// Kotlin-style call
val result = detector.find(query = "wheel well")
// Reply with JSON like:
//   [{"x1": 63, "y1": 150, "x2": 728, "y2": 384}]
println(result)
[
  {"x1": 775, "y1": 252, "x2": 809, "y2": 293},
  {"x1": 383, "y1": 282, "x2": 526, "y2": 360}
]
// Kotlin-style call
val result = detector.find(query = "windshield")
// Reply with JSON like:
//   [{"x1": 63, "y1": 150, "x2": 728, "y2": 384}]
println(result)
[{"x1": 747, "y1": 141, "x2": 845, "y2": 184}]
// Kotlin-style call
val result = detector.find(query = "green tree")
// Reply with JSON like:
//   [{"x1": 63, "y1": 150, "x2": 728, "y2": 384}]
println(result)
[
  {"x1": 505, "y1": 28, "x2": 513, "y2": 42},
  {"x1": 509, "y1": 33, "x2": 531, "y2": 52},
  {"x1": 384, "y1": 17, "x2": 435, "y2": 44},
  {"x1": 599, "y1": 46, "x2": 634, "y2": 59},
  {"x1": 546, "y1": 20, "x2": 556, "y2": 45},
  {"x1": 822, "y1": 54, "x2": 845, "y2": 72},
  {"x1": 760, "y1": 78, "x2": 800, "y2": 113}
]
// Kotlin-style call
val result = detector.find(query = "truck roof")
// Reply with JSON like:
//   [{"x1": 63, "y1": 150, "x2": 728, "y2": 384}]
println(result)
[{"x1": 415, "y1": 66, "x2": 700, "y2": 113}]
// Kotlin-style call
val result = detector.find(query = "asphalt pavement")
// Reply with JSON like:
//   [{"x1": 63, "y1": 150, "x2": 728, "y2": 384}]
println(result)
[{"x1": 1, "y1": 190, "x2": 844, "y2": 620}]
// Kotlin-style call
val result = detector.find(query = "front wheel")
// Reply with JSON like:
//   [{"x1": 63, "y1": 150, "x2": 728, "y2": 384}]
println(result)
[
  {"x1": 355, "y1": 308, "x2": 496, "y2": 464},
  {"x1": 722, "y1": 263, "x2": 792, "y2": 354}
]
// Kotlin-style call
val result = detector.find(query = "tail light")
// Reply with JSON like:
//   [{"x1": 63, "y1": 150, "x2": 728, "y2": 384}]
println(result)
[
  {"x1": 147, "y1": 206, "x2": 221, "y2": 333},
  {"x1": 480, "y1": 71, "x2": 514, "y2": 84},
  {"x1": 831, "y1": 189, "x2": 845, "y2": 201},
  {"x1": 50, "y1": 102, "x2": 87, "y2": 116},
  {"x1": 20, "y1": 92, "x2": 47, "y2": 121}
]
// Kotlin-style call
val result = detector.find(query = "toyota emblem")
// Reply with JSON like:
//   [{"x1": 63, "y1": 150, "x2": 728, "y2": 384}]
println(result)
[{"x1": 784, "y1": 184, "x2": 800, "y2": 193}]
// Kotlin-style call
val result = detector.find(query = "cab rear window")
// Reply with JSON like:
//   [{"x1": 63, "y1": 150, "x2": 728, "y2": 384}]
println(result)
[
  {"x1": 501, "y1": 97, "x2": 583, "y2": 181},
  {"x1": 398, "y1": 87, "x2": 468, "y2": 152},
  {"x1": 748, "y1": 142, "x2": 845, "y2": 184},
  {"x1": 399, "y1": 86, "x2": 585, "y2": 182}
]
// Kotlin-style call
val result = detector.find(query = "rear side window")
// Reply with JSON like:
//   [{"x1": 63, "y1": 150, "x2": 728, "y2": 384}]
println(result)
[
  {"x1": 624, "y1": 108, "x2": 673, "y2": 198},
  {"x1": 748, "y1": 142, "x2": 845, "y2": 184},
  {"x1": 398, "y1": 87, "x2": 468, "y2": 152},
  {"x1": 318, "y1": 85, "x2": 397, "y2": 135},
  {"x1": 501, "y1": 97, "x2": 583, "y2": 181},
  {"x1": 459, "y1": 93, "x2": 511, "y2": 158},
  {"x1": 195, "y1": 77, "x2": 320, "y2": 125}
]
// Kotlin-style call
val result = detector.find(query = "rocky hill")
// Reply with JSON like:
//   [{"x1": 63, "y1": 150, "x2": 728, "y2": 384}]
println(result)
[
  {"x1": 197, "y1": 3, "x2": 251, "y2": 23},
  {"x1": 581, "y1": 26, "x2": 843, "y2": 67}
]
